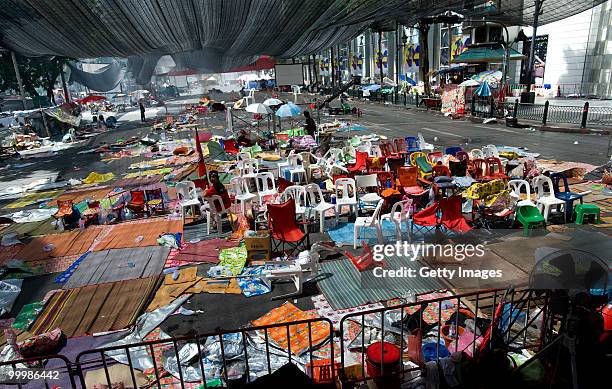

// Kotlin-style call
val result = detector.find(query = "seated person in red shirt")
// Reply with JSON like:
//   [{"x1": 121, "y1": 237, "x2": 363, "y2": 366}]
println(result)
[{"x1": 204, "y1": 171, "x2": 232, "y2": 212}]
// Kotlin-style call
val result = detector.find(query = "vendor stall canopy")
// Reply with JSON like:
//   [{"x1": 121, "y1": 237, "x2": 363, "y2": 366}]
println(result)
[{"x1": 0, "y1": 0, "x2": 605, "y2": 77}]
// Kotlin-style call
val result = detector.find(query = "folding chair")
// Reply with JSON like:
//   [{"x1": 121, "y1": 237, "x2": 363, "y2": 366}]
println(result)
[
  {"x1": 267, "y1": 199, "x2": 308, "y2": 257},
  {"x1": 347, "y1": 151, "x2": 368, "y2": 174},
  {"x1": 439, "y1": 196, "x2": 472, "y2": 233},
  {"x1": 127, "y1": 190, "x2": 146, "y2": 217},
  {"x1": 145, "y1": 188, "x2": 165, "y2": 214},
  {"x1": 53, "y1": 199, "x2": 76, "y2": 230}
]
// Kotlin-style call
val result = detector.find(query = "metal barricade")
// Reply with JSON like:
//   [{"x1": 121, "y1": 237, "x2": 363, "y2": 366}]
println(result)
[
  {"x1": 74, "y1": 317, "x2": 334, "y2": 388},
  {"x1": 338, "y1": 288, "x2": 550, "y2": 384},
  {"x1": 0, "y1": 354, "x2": 76, "y2": 389}
]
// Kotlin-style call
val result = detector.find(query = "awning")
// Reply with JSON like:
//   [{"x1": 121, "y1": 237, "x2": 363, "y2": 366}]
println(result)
[{"x1": 452, "y1": 47, "x2": 526, "y2": 64}]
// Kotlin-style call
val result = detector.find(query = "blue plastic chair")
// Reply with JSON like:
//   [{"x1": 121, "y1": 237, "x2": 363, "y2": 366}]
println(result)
[
  {"x1": 405, "y1": 136, "x2": 420, "y2": 152},
  {"x1": 550, "y1": 172, "x2": 584, "y2": 222},
  {"x1": 445, "y1": 146, "x2": 462, "y2": 156}
]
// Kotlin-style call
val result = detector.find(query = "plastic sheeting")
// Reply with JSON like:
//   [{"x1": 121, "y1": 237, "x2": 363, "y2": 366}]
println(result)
[
  {"x1": 68, "y1": 61, "x2": 124, "y2": 92},
  {"x1": 0, "y1": 279, "x2": 23, "y2": 316},
  {"x1": 0, "y1": 1, "x2": 604, "y2": 60}
]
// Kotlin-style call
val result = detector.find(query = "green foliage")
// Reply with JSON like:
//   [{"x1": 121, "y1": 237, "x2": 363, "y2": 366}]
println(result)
[{"x1": 0, "y1": 53, "x2": 69, "y2": 102}]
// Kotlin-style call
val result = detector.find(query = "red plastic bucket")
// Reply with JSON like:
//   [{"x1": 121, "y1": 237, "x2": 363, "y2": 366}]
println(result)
[{"x1": 366, "y1": 341, "x2": 401, "y2": 377}]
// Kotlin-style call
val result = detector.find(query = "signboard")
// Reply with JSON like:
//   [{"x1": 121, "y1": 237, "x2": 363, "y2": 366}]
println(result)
[{"x1": 274, "y1": 63, "x2": 305, "y2": 86}]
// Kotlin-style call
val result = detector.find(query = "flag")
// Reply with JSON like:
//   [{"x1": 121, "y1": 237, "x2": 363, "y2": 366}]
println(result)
[{"x1": 195, "y1": 128, "x2": 206, "y2": 177}]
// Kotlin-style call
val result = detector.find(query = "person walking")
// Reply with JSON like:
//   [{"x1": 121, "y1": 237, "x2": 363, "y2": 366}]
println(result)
[
  {"x1": 303, "y1": 111, "x2": 317, "y2": 138},
  {"x1": 139, "y1": 99, "x2": 146, "y2": 122}
]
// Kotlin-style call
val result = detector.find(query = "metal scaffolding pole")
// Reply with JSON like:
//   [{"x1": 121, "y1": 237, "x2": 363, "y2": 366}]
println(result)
[
  {"x1": 10, "y1": 51, "x2": 27, "y2": 110},
  {"x1": 525, "y1": 0, "x2": 544, "y2": 95}
]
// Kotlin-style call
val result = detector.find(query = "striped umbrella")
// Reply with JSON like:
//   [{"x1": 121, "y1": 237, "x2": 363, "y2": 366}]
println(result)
[{"x1": 475, "y1": 82, "x2": 492, "y2": 97}]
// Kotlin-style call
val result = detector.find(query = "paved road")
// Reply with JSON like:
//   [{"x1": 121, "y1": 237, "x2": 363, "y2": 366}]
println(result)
[{"x1": 346, "y1": 101, "x2": 611, "y2": 165}]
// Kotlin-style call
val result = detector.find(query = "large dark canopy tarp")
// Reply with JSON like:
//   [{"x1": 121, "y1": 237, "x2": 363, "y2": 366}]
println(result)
[
  {"x1": 0, "y1": 0, "x2": 605, "y2": 71},
  {"x1": 68, "y1": 60, "x2": 124, "y2": 92}
]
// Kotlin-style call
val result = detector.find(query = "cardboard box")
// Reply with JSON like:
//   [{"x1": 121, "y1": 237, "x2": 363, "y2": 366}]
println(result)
[{"x1": 244, "y1": 231, "x2": 271, "y2": 252}]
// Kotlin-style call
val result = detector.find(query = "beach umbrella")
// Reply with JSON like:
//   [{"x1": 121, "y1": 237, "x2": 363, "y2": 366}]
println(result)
[
  {"x1": 275, "y1": 102, "x2": 301, "y2": 118},
  {"x1": 77, "y1": 95, "x2": 106, "y2": 104},
  {"x1": 263, "y1": 98, "x2": 283, "y2": 106},
  {"x1": 471, "y1": 70, "x2": 502, "y2": 84},
  {"x1": 245, "y1": 103, "x2": 272, "y2": 114},
  {"x1": 475, "y1": 82, "x2": 492, "y2": 97},
  {"x1": 459, "y1": 79, "x2": 480, "y2": 87}
]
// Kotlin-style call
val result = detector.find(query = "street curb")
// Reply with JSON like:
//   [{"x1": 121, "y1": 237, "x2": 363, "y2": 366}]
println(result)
[{"x1": 532, "y1": 124, "x2": 610, "y2": 135}]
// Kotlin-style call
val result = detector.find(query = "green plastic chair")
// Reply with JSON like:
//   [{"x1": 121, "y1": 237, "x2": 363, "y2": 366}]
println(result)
[
  {"x1": 415, "y1": 156, "x2": 433, "y2": 175},
  {"x1": 516, "y1": 205, "x2": 546, "y2": 236},
  {"x1": 573, "y1": 204, "x2": 600, "y2": 225}
]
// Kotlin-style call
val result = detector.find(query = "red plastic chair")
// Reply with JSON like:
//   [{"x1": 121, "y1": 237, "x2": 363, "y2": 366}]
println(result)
[
  {"x1": 393, "y1": 138, "x2": 409, "y2": 159},
  {"x1": 348, "y1": 151, "x2": 368, "y2": 173},
  {"x1": 471, "y1": 158, "x2": 488, "y2": 181},
  {"x1": 428, "y1": 151, "x2": 443, "y2": 163},
  {"x1": 379, "y1": 142, "x2": 397, "y2": 158},
  {"x1": 456, "y1": 151, "x2": 470, "y2": 163},
  {"x1": 223, "y1": 139, "x2": 240, "y2": 154},
  {"x1": 376, "y1": 171, "x2": 395, "y2": 190},
  {"x1": 267, "y1": 199, "x2": 308, "y2": 256},
  {"x1": 432, "y1": 163, "x2": 451, "y2": 178},
  {"x1": 366, "y1": 156, "x2": 386, "y2": 174},
  {"x1": 484, "y1": 157, "x2": 508, "y2": 181}
]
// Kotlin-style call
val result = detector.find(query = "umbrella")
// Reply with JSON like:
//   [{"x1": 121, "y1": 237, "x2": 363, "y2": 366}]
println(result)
[
  {"x1": 475, "y1": 82, "x2": 492, "y2": 97},
  {"x1": 275, "y1": 102, "x2": 302, "y2": 118},
  {"x1": 404, "y1": 77, "x2": 417, "y2": 86},
  {"x1": 245, "y1": 103, "x2": 272, "y2": 114},
  {"x1": 459, "y1": 79, "x2": 480, "y2": 87},
  {"x1": 78, "y1": 95, "x2": 106, "y2": 104},
  {"x1": 263, "y1": 98, "x2": 283, "y2": 106},
  {"x1": 471, "y1": 70, "x2": 503, "y2": 84}
]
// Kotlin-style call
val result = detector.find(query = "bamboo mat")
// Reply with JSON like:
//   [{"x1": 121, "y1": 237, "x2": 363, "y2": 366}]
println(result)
[
  {"x1": 30, "y1": 277, "x2": 159, "y2": 338},
  {"x1": 62, "y1": 246, "x2": 170, "y2": 289},
  {"x1": 92, "y1": 219, "x2": 183, "y2": 251},
  {"x1": 15, "y1": 227, "x2": 102, "y2": 262}
]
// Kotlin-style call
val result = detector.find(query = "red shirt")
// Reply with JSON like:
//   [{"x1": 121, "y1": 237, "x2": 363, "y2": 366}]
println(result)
[{"x1": 204, "y1": 186, "x2": 232, "y2": 211}]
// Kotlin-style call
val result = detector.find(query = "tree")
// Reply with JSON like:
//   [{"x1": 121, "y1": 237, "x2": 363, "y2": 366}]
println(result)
[{"x1": 0, "y1": 53, "x2": 70, "y2": 103}]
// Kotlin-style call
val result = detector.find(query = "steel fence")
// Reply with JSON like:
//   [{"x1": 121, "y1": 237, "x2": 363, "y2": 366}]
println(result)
[
  {"x1": 338, "y1": 288, "x2": 550, "y2": 384},
  {"x1": 0, "y1": 288, "x2": 550, "y2": 388}
]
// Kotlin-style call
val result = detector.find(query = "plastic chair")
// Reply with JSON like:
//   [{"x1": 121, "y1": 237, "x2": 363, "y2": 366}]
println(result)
[
  {"x1": 427, "y1": 151, "x2": 444, "y2": 164},
  {"x1": 305, "y1": 183, "x2": 336, "y2": 233},
  {"x1": 417, "y1": 132, "x2": 434, "y2": 152},
  {"x1": 516, "y1": 205, "x2": 546, "y2": 236},
  {"x1": 348, "y1": 151, "x2": 368, "y2": 173},
  {"x1": 445, "y1": 146, "x2": 462, "y2": 156},
  {"x1": 456, "y1": 151, "x2": 470, "y2": 163},
  {"x1": 355, "y1": 174, "x2": 382, "y2": 213},
  {"x1": 381, "y1": 199, "x2": 412, "y2": 242},
  {"x1": 449, "y1": 160, "x2": 468, "y2": 177},
  {"x1": 354, "y1": 200, "x2": 384, "y2": 249},
  {"x1": 53, "y1": 199, "x2": 75, "y2": 229},
  {"x1": 240, "y1": 158, "x2": 259, "y2": 181},
  {"x1": 369, "y1": 145, "x2": 383, "y2": 157},
  {"x1": 393, "y1": 138, "x2": 409, "y2": 159},
  {"x1": 573, "y1": 204, "x2": 600, "y2": 225},
  {"x1": 267, "y1": 199, "x2": 307, "y2": 256},
  {"x1": 532, "y1": 175, "x2": 566, "y2": 222},
  {"x1": 281, "y1": 185, "x2": 307, "y2": 216},
  {"x1": 244, "y1": 88, "x2": 256, "y2": 105},
  {"x1": 202, "y1": 194, "x2": 232, "y2": 235},
  {"x1": 405, "y1": 136, "x2": 420, "y2": 154},
  {"x1": 287, "y1": 154, "x2": 306, "y2": 183},
  {"x1": 397, "y1": 166, "x2": 428, "y2": 196},
  {"x1": 176, "y1": 181, "x2": 202, "y2": 223},
  {"x1": 277, "y1": 149, "x2": 296, "y2": 178},
  {"x1": 335, "y1": 178, "x2": 357, "y2": 222},
  {"x1": 380, "y1": 142, "x2": 397, "y2": 158},
  {"x1": 410, "y1": 152, "x2": 433, "y2": 181},
  {"x1": 231, "y1": 177, "x2": 256, "y2": 214},
  {"x1": 255, "y1": 172, "x2": 277, "y2": 204},
  {"x1": 342, "y1": 145, "x2": 356, "y2": 162},
  {"x1": 469, "y1": 149, "x2": 484, "y2": 160},
  {"x1": 223, "y1": 139, "x2": 240, "y2": 154},
  {"x1": 508, "y1": 179, "x2": 535, "y2": 207},
  {"x1": 432, "y1": 163, "x2": 451, "y2": 178},
  {"x1": 550, "y1": 172, "x2": 588, "y2": 222},
  {"x1": 484, "y1": 157, "x2": 508, "y2": 181}
]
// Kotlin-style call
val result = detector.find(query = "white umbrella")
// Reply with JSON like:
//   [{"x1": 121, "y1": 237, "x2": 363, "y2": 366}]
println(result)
[
  {"x1": 459, "y1": 79, "x2": 480, "y2": 87},
  {"x1": 263, "y1": 98, "x2": 283, "y2": 106},
  {"x1": 245, "y1": 103, "x2": 272, "y2": 114}
]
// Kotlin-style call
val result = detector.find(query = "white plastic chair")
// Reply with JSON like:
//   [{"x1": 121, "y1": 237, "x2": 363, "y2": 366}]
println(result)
[
  {"x1": 322, "y1": 148, "x2": 344, "y2": 164},
  {"x1": 287, "y1": 153, "x2": 306, "y2": 183},
  {"x1": 532, "y1": 175, "x2": 566, "y2": 221},
  {"x1": 355, "y1": 174, "x2": 382, "y2": 213},
  {"x1": 237, "y1": 152, "x2": 251, "y2": 161},
  {"x1": 417, "y1": 133, "x2": 434, "y2": 152},
  {"x1": 369, "y1": 144, "x2": 383, "y2": 157},
  {"x1": 254, "y1": 172, "x2": 277, "y2": 204},
  {"x1": 244, "y1": 88, "x2": 256, "y2": 105},
  {"x1": 291, "y1": 85, "x2": 302, "y2": 102},
  {"x1": 354, "y1": 200, "x2": 384, "y2": 249},
  {"x1": 281, "y1": 185, "x2": 306, "y2": 216},
  {"x1": 482, "y1": 145, "x2": 499, "y2": 159},
  {"x1": 357, "y1": 140, "x2": 372, "y2": 154},
  {"x1": 342, "y1": 145, "x2": 356, "y2": 162},
  {"x1": 335, "y1": 178, "x2": 357, "y2": 222},
  {"x1": 277, "y1": 149, "x2": 295, "y2": 177},
  {"x1": 470, "y1": 149, "x2": 484, "y2": 160},
  {"x1": 509, "y1": 179, "x2": 535, "y2": 207},
  {"x1": 380, "y1": 199, "x2": 412, "y2": 242},
  {"x1": 175, "y1": 181, "x2": 201, "y2": 223},
  {"x1": 202, "y1": 195, "x2": 231, "y2": 235},
  {"x1": 231, "y1": 177, "x2": 256, "y2": 214},
  {"x1": 299, "y1": 151, "x2": 318, "y2": 182},
  {"x1": 305, "y1": 183, "x2": 336, "y2": 232}
]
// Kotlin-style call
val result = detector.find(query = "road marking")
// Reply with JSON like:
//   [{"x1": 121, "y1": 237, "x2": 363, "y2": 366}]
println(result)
[
  {"x1": 473, "y1": 124, "x2": 521, "y2": 134},
  {"x1": 421, "y1": 127, "x2": 463, "y2": 138}
]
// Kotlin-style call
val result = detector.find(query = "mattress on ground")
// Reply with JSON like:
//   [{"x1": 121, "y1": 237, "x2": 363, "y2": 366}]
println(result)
[
  {"x1": 30, "y1": 276, "x2": 159, "y2": 338},
  {"x1": 14, "y1": 227, "x2": 102, "y2": 262},
  {"x1": 93, "y1": 219, "x2": 183, "y2": 251},
  {"x1": 63, "y1": 246, "x2": 170, "y2": 289}
]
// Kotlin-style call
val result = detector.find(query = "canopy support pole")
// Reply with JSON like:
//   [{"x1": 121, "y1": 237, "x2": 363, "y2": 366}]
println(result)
[
  {"x1": 525, "y1": 0, "x2": 544, "y2": 95},
  {"x1": 60, "y1": 65, "x2": 70, "y2": 102},
  {"x1": 10, "y1": 51, "x2": 27, "y2": 110}
]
